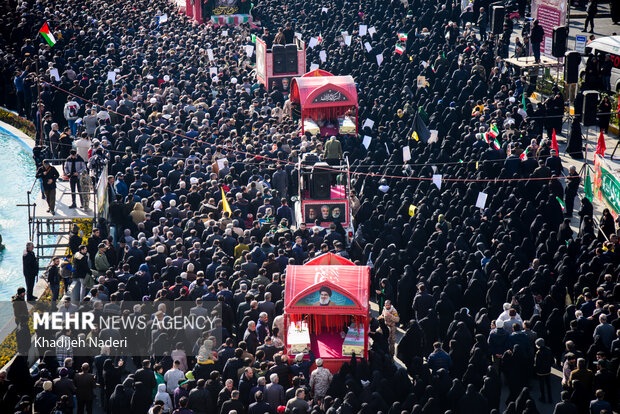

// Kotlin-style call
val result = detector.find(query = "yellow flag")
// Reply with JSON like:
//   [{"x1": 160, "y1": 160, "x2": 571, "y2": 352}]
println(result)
[
  {"x1": 221, "y1": 187, "x2": 232, "y2": 215},
  {"x1": 411, "y1": 131, "x2": 419, "y2": 141},
  {"x1": 475, "y1": 161, "x2": 479, "y2": 170},
  {"x1": 408, "y1": 204, "x2": 417, "y2": 217}
]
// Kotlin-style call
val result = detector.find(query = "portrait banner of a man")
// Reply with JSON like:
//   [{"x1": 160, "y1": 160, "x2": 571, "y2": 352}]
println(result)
[{"x1": 295, "y1": 285, "x2": 357, "y2": 307}]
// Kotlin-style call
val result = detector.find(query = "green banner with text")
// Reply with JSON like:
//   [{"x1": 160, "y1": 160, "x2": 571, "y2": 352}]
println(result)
[{"x1": 594, "y1": 154, "x2": 620, "y2": 218}]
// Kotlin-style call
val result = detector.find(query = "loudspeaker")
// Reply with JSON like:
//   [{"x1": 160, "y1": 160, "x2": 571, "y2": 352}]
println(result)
[
  {"x1": 285, "y1": 44, "x2": 298, "y2": 73},
  {"x1": 491, "y1": 6, "x2": 505, "y2": 34},
  {"x1": 311, "y1": 162, "x2": 331, "y2": 199},
  {"x1": 611, "y1": 0, "x2": 620, "y2": 23},
  {"x1": 552, "y1": 26, "x2": 568, "y2": 58},
  {"x1": 582, "y1": 91, "x2": 599, "y2": 127},
  {"x1": 564, "y1": 51, "x2": 581, "y2": 84},
  {"x1": 272, "y1": 45, "x2": 286, "y2": 74}
]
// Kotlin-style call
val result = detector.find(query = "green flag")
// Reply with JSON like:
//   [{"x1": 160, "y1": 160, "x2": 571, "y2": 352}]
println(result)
[
  {"x1": 522, "y1": 92, "x2": 526, "y2": 108},
  {"x1": 584, "y1": 169, "x2": 593, "y2": 201},
  {"x1": 417, "y1": 105, "x2": 429, "y2": 124}
]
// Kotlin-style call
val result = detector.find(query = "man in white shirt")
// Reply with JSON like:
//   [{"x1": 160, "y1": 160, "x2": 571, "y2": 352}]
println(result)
[
  {"x1": 497, "y1": 303, "x2": 522, "y2": 324},
  {"x1": 164, "y1": 360, "x2": 185, "y2": 394},
  {"x1": 63, "y1": 97, "x2": 80, "y2": 135}
]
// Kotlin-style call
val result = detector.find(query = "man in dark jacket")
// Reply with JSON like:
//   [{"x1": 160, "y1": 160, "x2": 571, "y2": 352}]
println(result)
[
  {"x1": 12, "y1": 287, "x2": 29, "y2": 326},
  {"x1": 271, "y1": 165, "x2": 289, "y2": 199},
  {"x1": 72, "y1": 245, "x2": 92, "y2": 301},
  {"x1": 238, "y1": 367, "x2": 257, "y2": 408},
  {"x1": 243, "y1": 321, "x2": 259, "y2": 354},
  {"x1": 553, "y1": 391, "x2": 578, "y2": 414},
  {"x1": 290, "y1": 350, "x2": 316, "y2": 380},
  {"x1": 248, "y1": 390, "x2": 273, "y2": 414},
  {"x1": 220, "y1": 389, "x2": 245, "y2": 414},
  {"x1": 134, "y1": 360, "x2": 157, "y2": 397},
  {"x1": 267, "y1": 355, "x2": 292, "y2": 389},
  {"x1": 584, "y1": 0, "x2": 597, "y2": 32},
  {"x1": 187, "y1": 379, "x2": 212, "y2": 414},
  {"x1": 477, "y1": 7, "x2": 488, "y2": 40},
  {"x1": 222, "y1": 348, "x2": 245, "y2": 385},
  {"x1": 36, "y1": 160, "x2": 60, "y2": 214},
  {"x1": 489, "y1": 319, "x2": 510, "y2": 357},
  {"x1": 47, "y1": 256, "x2": 61, "y2": 306},
  {"x1": 22, "y1": 241, "x2": 38, "y2": 301},
  {"x1": 53, "y1": 368, "x2": 76, "y2": 413},
  {"x1": 86, "y1": 228, "x2": 102, "y2": 269},
  {"x1": 428, "y1": 342, "x2": 453, "y2": 372},
  {"x1": 412, "y1": 284, "x2": 434, "y2": 320},
  {"x1": 74, "y1": 363, "x2": 96, "y2": 414},
  {"x1": 530, "y1": 20, "x2": 544, "y2": 63},
  {"x1": 534, "y1": 338, "x2": 554, "y2": 403},
  {"x1": 34, "y1": 381, "x2": 57, "y2": 414},
  {"x1": 63, "y1": 149, "x2": 87, "y2": 209},
  {"x1": 545, "y1": 149, "x2": 564, "y2": 175}
]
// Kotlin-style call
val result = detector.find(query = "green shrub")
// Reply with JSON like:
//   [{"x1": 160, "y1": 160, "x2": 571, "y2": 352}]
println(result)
[{"x1": 0, "y1": 107, "x2": 36, "y2": 138}]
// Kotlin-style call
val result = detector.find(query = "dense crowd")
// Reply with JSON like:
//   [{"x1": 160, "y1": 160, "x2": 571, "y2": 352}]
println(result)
[{"x1": 0, "y1": 0, "x2": 619, "y2": 413}]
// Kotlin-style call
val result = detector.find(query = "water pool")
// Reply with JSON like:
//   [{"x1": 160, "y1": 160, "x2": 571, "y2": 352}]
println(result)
[{"x1": 0, "y1": 127, "x2": 37, "y2": 300}]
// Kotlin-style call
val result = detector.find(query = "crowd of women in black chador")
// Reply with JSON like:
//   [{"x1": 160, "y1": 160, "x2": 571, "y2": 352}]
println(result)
[{"x1": 1, "y1": 0, "x2": 620, "y2": 412}]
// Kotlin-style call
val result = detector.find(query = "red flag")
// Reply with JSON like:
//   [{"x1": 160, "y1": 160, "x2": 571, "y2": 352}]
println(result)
[
  {"x1": 595, "y1": 130, "x2": 606, "y2": 157},
  {"x1": 551, "y1": 129, "x2": 559, "y2": 154}
]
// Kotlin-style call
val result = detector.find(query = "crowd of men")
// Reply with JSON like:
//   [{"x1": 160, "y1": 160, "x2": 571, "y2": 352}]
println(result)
[{"x1": 1, "y1": 0, "x2": 620, "y2": 413}]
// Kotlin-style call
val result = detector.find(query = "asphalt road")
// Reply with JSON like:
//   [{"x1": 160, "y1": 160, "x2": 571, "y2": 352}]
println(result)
[{"x1": 567, "y1": 3, "x2": 619, "y2": 43}]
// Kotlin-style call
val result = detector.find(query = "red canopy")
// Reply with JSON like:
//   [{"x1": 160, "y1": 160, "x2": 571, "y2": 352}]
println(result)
[
  {"x1": 302, "y1": 69, "x2": 335, "y2": 77},
  {"x1": 290, "y1": 75, "x2": 358, "y2": 111},
  {"x1": 284, "y1": 265, "x2": 370, "y2": 316},
  {"x1": 304, "y1": 253, "x2": 355, "y2": 266}
]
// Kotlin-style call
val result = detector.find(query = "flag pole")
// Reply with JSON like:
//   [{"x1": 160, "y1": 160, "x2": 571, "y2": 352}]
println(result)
[
  {"x1": 579, "y1": 125, "x2": 589, "y2": 179},
  {"x1": 35, "y1": 50, "x2": 43, "y2": 147}
]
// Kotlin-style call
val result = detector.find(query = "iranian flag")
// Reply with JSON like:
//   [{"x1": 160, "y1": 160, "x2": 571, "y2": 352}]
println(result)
[
  {"x1": 488, "y1": 124, "x2": 499, "y2": 139},
  {"x1": 395, "y1": 44, "x2": 405, "y2": 55},
  {"x1": 397, "y1": 32, "x2": 408, "y2": 41},
  {"x1": 492, "y1": 138, "x2": 501, "y2": 150},
  {"x1": 39, "y1": 23, "x2": 56, "y2": 47},
  {"x1": 556, "y1": 196, "x2": 566, "y2": 212},
  {"x1": 318, "y1": 33, "x2": 323, "y2": 43},
  {"x1": 520, "y1": 148, "x2": 528, "y2": 160}
]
